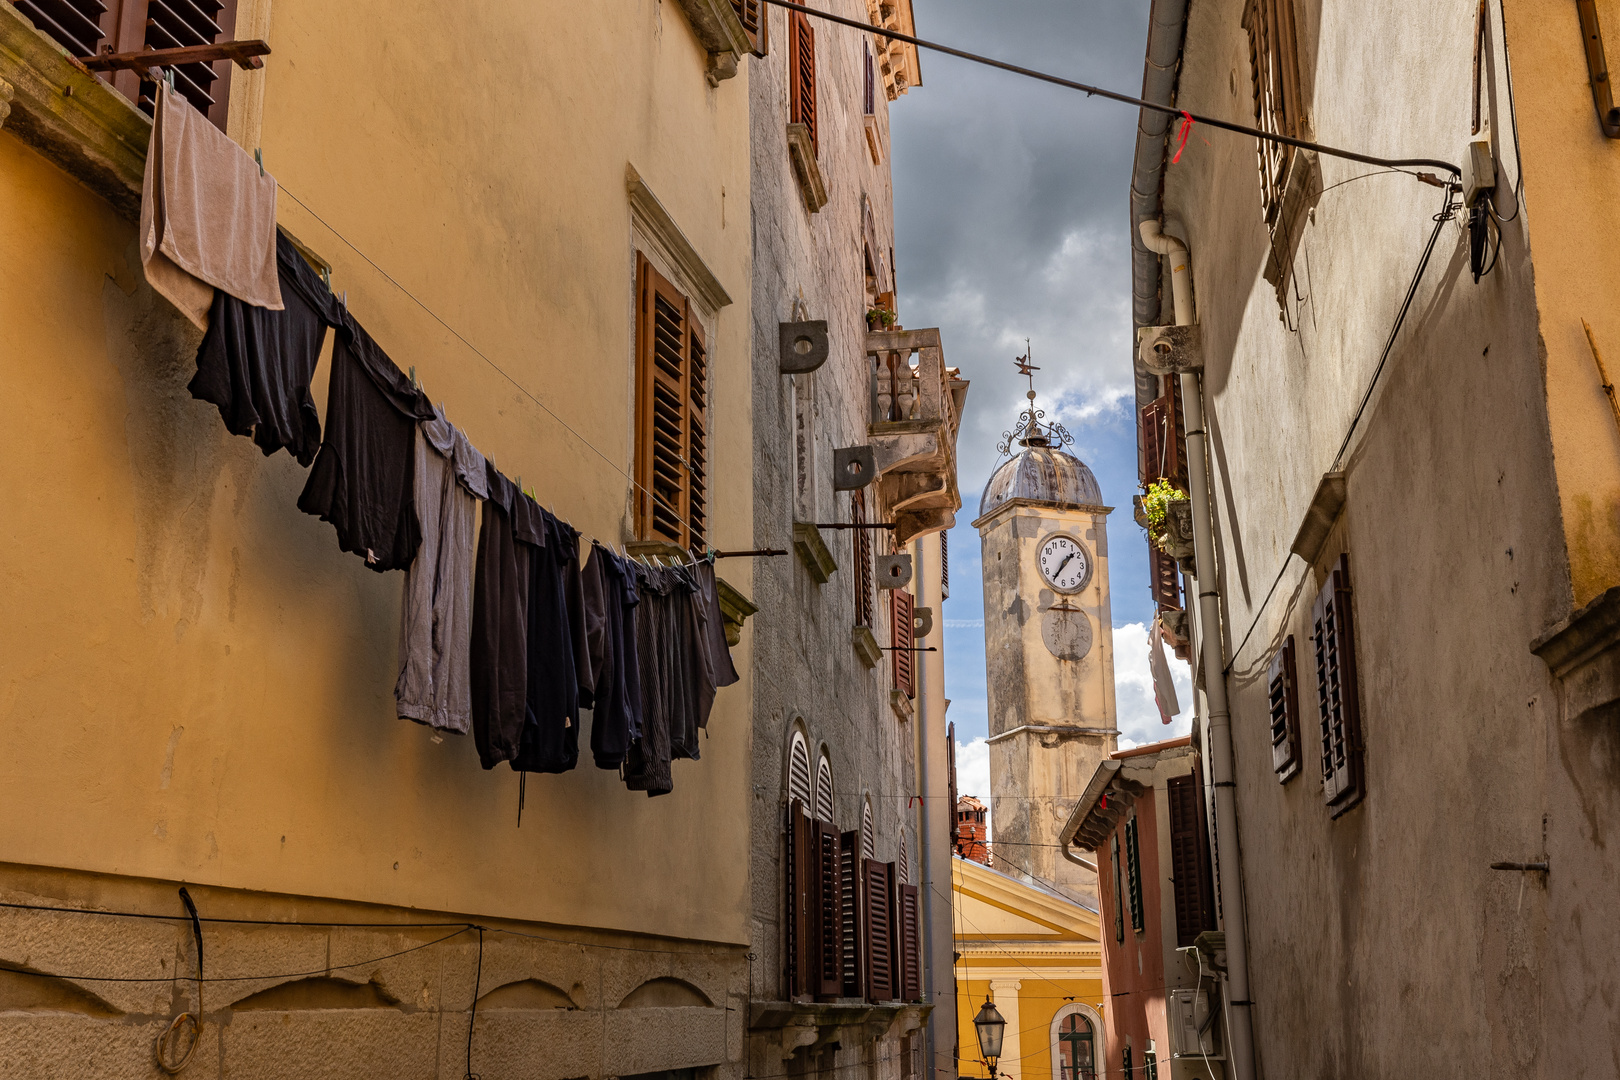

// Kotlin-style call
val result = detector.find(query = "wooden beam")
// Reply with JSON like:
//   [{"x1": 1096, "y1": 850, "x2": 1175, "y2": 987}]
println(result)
[{"x1": 81, "y1": 40, "x2": 270, "y2": 74}]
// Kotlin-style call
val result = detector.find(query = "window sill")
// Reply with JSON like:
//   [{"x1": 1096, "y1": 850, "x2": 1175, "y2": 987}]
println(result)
[
  {"x1": 852, "y1": 625, "x2": 881, "y2": 669},
  {"x1": 793, "y1": 522, "x2": 836, "y2": 583},
  {"x1": 749, "y1": 1000, "x2": 930, "y2": 1057},
  {"x1": 670, "y1": 0, "x2": 750, "y2": 85},
  {"x1": 0, "y1": 2, "x2": 150, "y2": 221},
  {"x1": 889, "y1": 689, "x2": 914, "y2": 723},
  {"x1": 786, "y1": 122, "x2": 827, "y2": 213},
  {"x1": 715, "y1": 575, "x2": 758, "y2": 648},
  {"x1": 863, "y1": 113, "x2": 882, "y2": 164}
]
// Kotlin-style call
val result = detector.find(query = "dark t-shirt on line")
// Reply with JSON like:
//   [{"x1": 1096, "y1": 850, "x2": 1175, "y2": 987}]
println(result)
[
  {"x1": 189, "y1": 230, "x2": 346, "y2": 466},
  {"x1": 296, "y1": 314, "x2": 436, "y2": 572}
]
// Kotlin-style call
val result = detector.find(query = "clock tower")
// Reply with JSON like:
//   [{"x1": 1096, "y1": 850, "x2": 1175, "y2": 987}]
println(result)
[{"x1": 972, "y1": 388, "x2": 1117, "y2": 906}]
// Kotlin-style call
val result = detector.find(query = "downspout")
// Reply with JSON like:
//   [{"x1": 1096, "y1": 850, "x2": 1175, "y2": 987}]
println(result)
[
  {"x1": 1138, "y1": 220, "x2": 1257, "y2": 1080},
  {"x1": 914, "y1": 532, "x2": 954, "y2": 1080}
]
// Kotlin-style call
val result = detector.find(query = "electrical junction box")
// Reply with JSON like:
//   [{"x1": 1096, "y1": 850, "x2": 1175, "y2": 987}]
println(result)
[
  {"x1": 1167, "y1": 988, "x2": 1224, "y2": 1060},
  {"x1": 1462, "y1": 138, "x2": 1496, "y2": 207}
]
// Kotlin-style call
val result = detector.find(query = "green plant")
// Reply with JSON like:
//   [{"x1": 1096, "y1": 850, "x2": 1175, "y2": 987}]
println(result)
[
  {"x1": 1140, "y1": 479, "x2": 1187, "y2": 548},
  {"x1": 866, "y1": 306, "x2": 896, "y2": 327}
]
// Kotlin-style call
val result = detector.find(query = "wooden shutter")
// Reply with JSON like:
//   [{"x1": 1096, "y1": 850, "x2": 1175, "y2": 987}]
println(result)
[
  {"x1": 1242, "y1": 0, "x2": 1302, "y2": 224},
  {"x1": 898, "y1": 883, "x2": 921, "y2": 1001},
  {"x1": 788, "y1": 733, "x2": 812, "y2": 805},
  {"x1": 840, "y1": 830, "x2": 863, "y2": 997},
  {"x1": 1110, "y1": 834, "x2": 1123, "y2": 944},
  {"x1": 814, "y1": 820, "x2": 843, "y2": 999},
  {"x1": 853, "y1": 490, "x2": 874, "y2": 628},
  {"x1": 1312, "y1": 553, "x2": 1363, "y2": 809},
  {"x1": 863, "y1": 859, "x2": 893, "y2": 1002},
  {"x1": 1167, "y1": 773, "x2": 1215, "y2": 948},
  {"x1": 731, "y1": 0, "x2": 767, "y2": 54},
  {"x1": 863, "y1": 42, "x2": 876, "y2": 116},
  {"x1": 1141, "y1": 378, "x2": 1185, "y2": 486},
  {"x1": 635, "y1": 255, "x2": 707, "y2": 549},
  {"x1": 785, "y1": 800, "x2": 815, "y2": 1000},
  {"x1": 1149, "y1": 546, "x2": 1182, "y2": 610},
  {"x1": 814, "y1": 756, "x2": 834, "y2": 822},
  {"x1": 890, "y1": 589, "x2": 915, "y2": 698},
  {"x1": 788, "y1": 10, "x2": 817, "y2": 156},
  {"x1": 1124, "y1": 815, "x2": 1144, "y2": 933},
  {"x1": 1268, "y1": 635, "x2": 1302, "y2": 781},
  {"x1": 15, "y1": 0, "x2": 107, "y2": 60}
]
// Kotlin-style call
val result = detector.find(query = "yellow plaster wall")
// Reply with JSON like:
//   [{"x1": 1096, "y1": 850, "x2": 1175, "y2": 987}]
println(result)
[
  {"x1": 1505, "y1": 0, "x2": 1620, "y2": 606},
  {"x1": 0, "y1": 0, "x2": 752, "y2": 943},
  {"x1": 955, "y1": 971, "x2": 1106, "y2": 1080}
]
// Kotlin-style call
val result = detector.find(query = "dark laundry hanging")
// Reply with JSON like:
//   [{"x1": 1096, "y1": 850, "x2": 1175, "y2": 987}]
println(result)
[
  {"x1": 581, "y1": 543, "x2": 644, "y2": 770},
  {"x1": 512, "y1": 502, "x2": 586, "y2": 775},
  {"x1": 624, "y1": 562, "x2": 699, "y2": 796},
  {"x1": 296, "y1": 313, "x2": 436, "y2": 571},
  {"x1": 470, "y1": 463, "x2": 530, "y2": 769},
  {"x1": 691, "y1": 557, "x2": 740, "y2": 731},
  {"x1": 188, "y1": 230, "x2": 345, "y2": 466}
]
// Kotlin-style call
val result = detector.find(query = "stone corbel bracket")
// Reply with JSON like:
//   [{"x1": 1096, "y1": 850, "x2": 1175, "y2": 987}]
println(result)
[
  {"x1": 671, "y1": 0, "x2": 751, "y2": 85},
  {"x1": 786, "y1": 122, "x2": 828, "y2": 212},
  {"x1": 1137, "y1": 323, "x2": 1203, "y2": 375}
]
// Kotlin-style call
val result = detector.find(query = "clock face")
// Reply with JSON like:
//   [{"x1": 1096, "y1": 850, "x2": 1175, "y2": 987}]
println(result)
[{"x1": 1038, "y1": 534, "x2": 1091, "y2": 593}]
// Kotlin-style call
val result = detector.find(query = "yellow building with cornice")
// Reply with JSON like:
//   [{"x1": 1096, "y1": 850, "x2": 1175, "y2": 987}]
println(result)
[{"x1": 954, "y1": 855, "x2": 1106, "y2": 1080}]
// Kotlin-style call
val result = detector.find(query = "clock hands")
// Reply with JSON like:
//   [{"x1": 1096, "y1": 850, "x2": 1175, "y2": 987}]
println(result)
[{"x1": 1054, "y1": 551, "x2": 1077, "y2": 577}]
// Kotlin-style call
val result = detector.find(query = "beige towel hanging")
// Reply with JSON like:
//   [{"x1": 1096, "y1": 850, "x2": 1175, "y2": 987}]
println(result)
[{"x1": 139, "y1": 80, "x2": 282, "y2": 329}]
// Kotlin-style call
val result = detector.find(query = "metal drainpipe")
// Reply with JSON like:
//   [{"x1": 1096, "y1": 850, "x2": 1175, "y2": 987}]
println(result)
[{"x1": 1139, "y1": 219, "x2": 1258, "y2": 1080}]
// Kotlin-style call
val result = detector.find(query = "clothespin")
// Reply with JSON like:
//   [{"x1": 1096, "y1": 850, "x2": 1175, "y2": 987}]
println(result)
[
  {"x1": 254, "y1": 148, "x2": 265, "y2": 178},
  {"x1": 408, "y1": 366, "x2": 419, "y2": 390},
  {"x1": 339, "y1": 290, "x2": 347, "y2": 310},
  {"x1": 320, "y1": 266, "x2": 332, "y2": 290}
]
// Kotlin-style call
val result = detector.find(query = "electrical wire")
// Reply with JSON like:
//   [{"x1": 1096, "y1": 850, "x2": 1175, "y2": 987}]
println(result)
[
  {"x1": 464, "y1": 926, "x2": 485, "y2": 1080},
  {"x1": 760, "y1": 0, "x2": 1461, "y2": 178},
  {"x1": 1488, "y1": 0, "x2": 1524, "y2": 223},
  {"x1": 154, "y1": 888, "x2": 203, "y2": 1075}
]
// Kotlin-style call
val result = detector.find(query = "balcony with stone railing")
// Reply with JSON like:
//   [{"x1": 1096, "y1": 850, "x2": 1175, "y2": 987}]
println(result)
[{"x1": 866, "y1": 328, "x2": 969, "y2": 545}]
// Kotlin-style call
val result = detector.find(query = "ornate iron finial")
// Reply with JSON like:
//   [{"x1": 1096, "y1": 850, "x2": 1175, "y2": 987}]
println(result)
[{"x1": 997, "y1": 342, "x2": 1072, "y2": 456}]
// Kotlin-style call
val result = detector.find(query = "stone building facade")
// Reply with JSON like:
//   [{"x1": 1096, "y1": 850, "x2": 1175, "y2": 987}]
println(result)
[
  {"x1": 740, "y1": 4, "x2": 962, "y2": 1080},
  {"x1": 0, "y1": 1, "x2": 758, "y2": 1076},
  {"x1": 1110, "y1": 0, "x2": 1620, "y2": 1074}
]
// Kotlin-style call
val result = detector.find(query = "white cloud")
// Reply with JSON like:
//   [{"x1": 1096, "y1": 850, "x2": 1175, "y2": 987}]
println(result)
[
  {"x1": 943, "y1": 619, "x2": 984, "y2": 629},
  {"x1": 953, "y1": 735, "x2": 992, "y2": 835},
  {"x1": 1112, "y1": 621, "x2": 1194, "y2": 748}
]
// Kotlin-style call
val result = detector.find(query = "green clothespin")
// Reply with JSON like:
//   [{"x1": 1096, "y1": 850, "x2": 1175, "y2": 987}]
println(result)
[{"x1": 254, "y1": 148, "x2": 265, "y2": 178}]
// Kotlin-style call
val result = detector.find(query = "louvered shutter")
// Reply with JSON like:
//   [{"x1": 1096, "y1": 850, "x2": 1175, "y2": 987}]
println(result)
[
  {"x1": 1167, "y1": 774, "x2": 1215, "y2": 948},
  {"x1": 1124, "y1": 815, "x2": 1144, "y2": 933},
  {"x1": 788, "y1": 10, "x2": 817, "y2": 156},
  {"x1": 15, "y1": 0, "x2": 107, "y2": 60},
  {"x1": 815, "y1": 756, "x2": 834, "y2": 822},
  {"x1": 897, "y1": 882, "x2": 921, "y2": 1001},
  {"x1": 1268, "y1": 636, "x2": 1302, "y2": 781},
  {"x1": 138, "y1": 0, "x2": 232, "y2": 120},
  {"x1": 1141, "y1": 398, "x2": 1165, "y2": 482},
  {"x1": 863, "y1": 859, "x2": 893, "y2": 1002},
  {"x1": 853, "y1": 490, "x2": 874, "y2": 628},
  {"x1": 730, "y1": 0, "x2": 767, "y2": 54},
  {"x1": 635, "y1": 255, "x2": 707, "y2": 549},
  {"x1": 814, "y1": 821, "x2": 843, "y2": 999},
  {"x1": 1242, "y1": 0, "x2": 1302, "y2": 224},
  {"x1": 940, "y1": 530, "x2": 950, "y2": 599},
  {"x1": 1149, "y1": 547, "x2": 1181, "y2": 610},
  {"x1": 1142, "y1": 380, "x2": 1185, "y2": 486},
  {"x1": 1312, "y1": 554, "x2": 1363, "y2": 808},
  {"x1": 840, "y1": 830, "x2": 863, "y2": 997},
  {"x1": 785, "y1": 800, "x2": 815, "y2": 1000},
  {"x1": 1110, "y1": 834, "x2": 1124, "y2": 944},
  {"x1": 863, "y1": 42, "x2": 876, "y2": 115},
  {"x1": 788, "y1": 733, "x2": 812, "y2": 805},
  {"x1": 891, "y1": 589, "x2": 915, "y2": 698}
]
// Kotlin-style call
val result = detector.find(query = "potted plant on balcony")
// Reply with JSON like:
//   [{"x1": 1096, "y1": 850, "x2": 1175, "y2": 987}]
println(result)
[
  {"x1": 866, "y1": 305, "x2": 897, "y2": 332},
  {"x1": 1141, "y1": 478, "x2": 1195, "y2": 572}
]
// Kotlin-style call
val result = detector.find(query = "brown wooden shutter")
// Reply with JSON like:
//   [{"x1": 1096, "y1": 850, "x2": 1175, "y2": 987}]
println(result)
[
  {"x1": 1268, "y1": 635, "x2": 1302, "y2": 781},
  {"x1": 814, "y1": 820, "x2": 843, "y2": 999},
  {"x1": 788, "y1": 10, "x2": 817, "y2": 156},
  {"x1": 635, "y1": 255, "x2": 705, "y2": 549},
  {"x1": 840, "y1": 830, "x2": 863, "y2": 997},
  {"x1": 1166, "y1": 773, "x2": 1215, "y2": 948},
  {"x1": 15, "y1": 0, "x2": 108, "y2": 60},
  {"x1": 1124, "y1": 815, "x2": 1144, "y2": 933},
  {"x1": 898, "y1": 883, "x2": 921, "y2": 1001},
  {"x1": 853, "y1": 490, "x2": 874, "y2": 628},
  {"x1": 1141, "y1": 378, "x2": 1185, "y2": 486},
  {"x1": 890, "y1": 589, "x2": 914, "y2": 698},
  {"x1": 784, "y1": 800, "x2": 815, "y2": 1000},
  {"x1": 731, "y1": 0, "x2": 767, "y2": 54},
  {"x1": 863, "y1": 859, "x2": 893, "y2": 1001},
  {"x1": 1312, "y1": 553, "x2": 1363, "y2": 810},
  {"x1": 1149, "y1": 546, "x2": 1182, "y2": 610},
  {"x1": 1242, "y1": 0, "x2": 1302, "y2": 224}
]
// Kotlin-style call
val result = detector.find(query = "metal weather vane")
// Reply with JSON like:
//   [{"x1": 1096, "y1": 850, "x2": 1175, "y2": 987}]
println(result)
[{"x1": 998, "y1": 340, "x2": 1073, "y2": 455}]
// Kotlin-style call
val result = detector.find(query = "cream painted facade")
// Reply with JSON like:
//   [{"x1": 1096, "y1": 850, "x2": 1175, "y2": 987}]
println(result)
[
  {"x1": 952, "y1": 857, "x2": 1103, "y2": 1080},
  {"x1": 0, "y1": 1, "x2": 755, "y2": 1076}
]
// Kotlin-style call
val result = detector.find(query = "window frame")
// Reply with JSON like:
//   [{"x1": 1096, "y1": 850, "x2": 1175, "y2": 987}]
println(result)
[
  {"x1": 788, "y1": 8, "x2": 817, "y2": 156},
  {"x1": 633, "y1": 253, "x2": 710, "y2": 550},
  {"x1": 1110, "y1": 833, "x2": 1124, "y2": 944},
  {"x1": 1312, "y1": 552, "x2": 1364, "y2": 813},
  {"x1": 1124, "y1": 814, "x2": 1145, "y2": 935},
  {"x1": 1052, "y1": 1007, "x2": 1100, "y2": 1080},
  {"x1": 1241, "y1": 0, "x2": 1303, "y2": 224},
  {"x1": 1268, "y1": 634, "x2": 1303, "y2": 782}
]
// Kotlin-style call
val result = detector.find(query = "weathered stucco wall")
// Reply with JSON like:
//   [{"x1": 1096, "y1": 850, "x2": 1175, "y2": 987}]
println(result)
[
  {"x1": 0, "y1": 0, "x2": 753, "y2": 1074},
  {"x1": 1157, "y1": 0, "x2": 1592, "y2": 1074}
]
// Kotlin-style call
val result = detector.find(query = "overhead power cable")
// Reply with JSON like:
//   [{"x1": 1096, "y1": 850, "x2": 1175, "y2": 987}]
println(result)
[{"x1": 760, "y1": 0, "x2": 1462, "y2": 178}]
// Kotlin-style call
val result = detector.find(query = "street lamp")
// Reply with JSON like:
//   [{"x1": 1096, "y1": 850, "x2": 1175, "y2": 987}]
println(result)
[{"x1": 973, "y1": 997, "x2": 1007, "y2": 1079}]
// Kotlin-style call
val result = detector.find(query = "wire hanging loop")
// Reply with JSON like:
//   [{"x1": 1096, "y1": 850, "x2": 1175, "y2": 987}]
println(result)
[
  {"x1": 1170, "y1": 110, "x2": 1195, "y2": 164},
  {"x1": 154, "y1": 887, "x2": 204, "y2": 1075}
]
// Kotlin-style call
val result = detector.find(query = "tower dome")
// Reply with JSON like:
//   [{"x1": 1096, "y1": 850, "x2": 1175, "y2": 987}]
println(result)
[{"x1": 977, "y1": 392, "x2": 1102, "y2": 520}]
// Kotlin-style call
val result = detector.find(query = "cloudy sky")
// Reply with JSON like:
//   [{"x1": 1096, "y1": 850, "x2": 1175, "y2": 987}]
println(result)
[{"x1": 887, "y1": 0, "x2": 1193, "y2": 819}]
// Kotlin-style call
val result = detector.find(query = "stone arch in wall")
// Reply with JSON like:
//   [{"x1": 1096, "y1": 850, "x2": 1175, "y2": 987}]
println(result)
[
  {"x1": 477, "y1": 979, "x2": 578, "y2": 1010},
  {"x1": 787, "y1": 725, "x2": 812, "y2": 807},
  {"x1": 617, "y1": 977, "x2": 714, "y2": 1009},
  {"x1": 1048, "y1": 1001, "x2": 1106, "y2": 1080}
]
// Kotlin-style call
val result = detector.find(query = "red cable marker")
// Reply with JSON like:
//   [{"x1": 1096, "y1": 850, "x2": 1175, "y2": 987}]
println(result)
[{"x1": 1170, "y1": 111, "x2": 1195, "y2": 164}]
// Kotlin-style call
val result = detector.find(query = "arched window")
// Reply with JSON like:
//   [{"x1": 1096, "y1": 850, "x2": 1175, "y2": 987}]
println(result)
[
  {"x1": 788, "y1": 731, "x2": 812, "y2": 807},
  {"x1": 898, "y1": 834, "x2": 909, "y2": 884},
  {"x1": 1049, "y1": 1004, "x2": 1104, "y2": 1080},
  {"x1": 861, "y1": 800, "x2": 875, "y2": 860},
  {"x1": 815, "y1": 754, "x2": 834, "y2": 822}
]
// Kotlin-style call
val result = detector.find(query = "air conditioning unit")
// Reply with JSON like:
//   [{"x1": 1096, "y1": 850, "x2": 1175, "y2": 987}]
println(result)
[{"x1": 1166, "y1": 988, "x2": 1224, "y2": 1060}]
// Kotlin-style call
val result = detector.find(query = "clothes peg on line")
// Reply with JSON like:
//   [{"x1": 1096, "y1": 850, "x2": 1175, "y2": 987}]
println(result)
[{"x1": 254, "y1": 148, "x2": 264, "y2": 178}]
